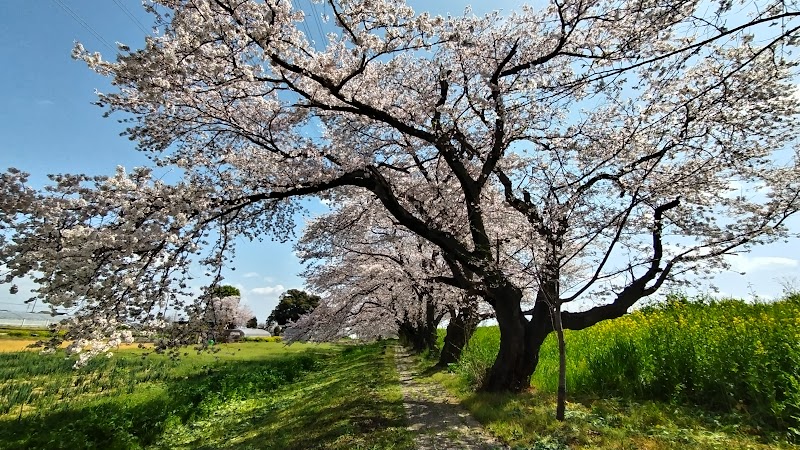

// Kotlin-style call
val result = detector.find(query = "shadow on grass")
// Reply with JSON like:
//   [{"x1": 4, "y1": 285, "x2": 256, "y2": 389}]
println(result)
[
  {"x1": 456, "y1": 388, "x2": 794, "y2": 450},
  {"x1": 0, "y1": 343, "x2": 412, "y2": 450},
  {"x1": 174, "y1": 344, "x2": 414, "y2": 450},
  {"x1": 0, "y1": 354, "x2": 317, "y2": 449},
  {"x1": 417, "y1": 362, "x2": 452, "y2": 378}
]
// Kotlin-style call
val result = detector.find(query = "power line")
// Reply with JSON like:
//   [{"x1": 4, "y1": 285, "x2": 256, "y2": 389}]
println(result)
[
  {"x1": 292, "y1": 0, "x2": 317, "y2": 48},
  {"x1": 111, "y1": 0, "x2": 151, "y2": 35},
  {"x1": 51, "y1": 0, "x2": 116, "y2": 52},
  {"x1": 307, "y1": 0, "x2": 327, "y2": 44}
]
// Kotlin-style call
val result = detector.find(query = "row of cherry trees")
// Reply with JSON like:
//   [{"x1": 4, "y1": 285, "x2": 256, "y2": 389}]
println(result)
[
  {"x1": 285, "y1": 192, "x2": 494, "y2": 365},
  {"x1": 1, "y1": 0, "x2": 799, "y2": 391}
]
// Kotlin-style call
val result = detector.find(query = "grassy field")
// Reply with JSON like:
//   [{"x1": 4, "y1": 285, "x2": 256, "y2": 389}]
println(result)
[
  {"x1": 0, "y1": 341, "x2": 412, "y2": 450},
  {"x1": 4, "y1": 294, "x2": 799, "y2": 449},
  {"x1": 438, "y1": 293, "x2": 800, "y2": 449},
  {"x1": 0, "y1": 326, "x2": 55, "y2": 341}
]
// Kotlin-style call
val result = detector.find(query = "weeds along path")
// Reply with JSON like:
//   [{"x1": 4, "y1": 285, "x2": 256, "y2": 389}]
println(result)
[{"x1": 394, "y1": 347, "x2": 507, "y2": 450}]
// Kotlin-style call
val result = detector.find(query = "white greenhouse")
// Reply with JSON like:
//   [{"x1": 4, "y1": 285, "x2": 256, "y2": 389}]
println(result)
[{"x1": 0, "y1": 310, "x2": 65, "y2": 328}]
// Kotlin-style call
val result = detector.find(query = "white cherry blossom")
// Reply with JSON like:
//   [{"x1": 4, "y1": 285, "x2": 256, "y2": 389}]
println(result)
[{"x1": 1, "y1": 0, "x2": 798, "y2": 389}]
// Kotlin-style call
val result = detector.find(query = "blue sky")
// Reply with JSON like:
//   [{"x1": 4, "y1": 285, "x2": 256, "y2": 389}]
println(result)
[{"x1": 1, "y1": 1, "x2": 798, "y2": 320}]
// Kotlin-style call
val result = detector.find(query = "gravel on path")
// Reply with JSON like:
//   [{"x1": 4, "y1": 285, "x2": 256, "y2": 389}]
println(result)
[{"x1": 394, "y1": 346, "x2": 508, "y2": 450}]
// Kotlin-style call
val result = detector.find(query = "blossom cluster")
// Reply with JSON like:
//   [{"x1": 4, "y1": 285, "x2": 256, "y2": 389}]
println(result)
[{"x1": 0, "y1": 0, "x2": 797, "y2": 363}]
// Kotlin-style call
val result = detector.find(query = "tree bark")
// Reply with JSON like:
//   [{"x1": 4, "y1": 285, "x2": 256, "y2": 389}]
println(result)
[
  {"x1": 397, "y1": 319, "x2": 438, "y2": 353},
  {"x1": 480, "y1": 281, "x2": 554, "y2": 392},
  {"x1": 397, "y1": 295, "x2": 441, "y2": 354},
  {"x1": 482, "y1": 283, "x2": 540, "y2": 391},
  {"x1": 438, "y1": 305, "x2": 480, "y2": 367}
]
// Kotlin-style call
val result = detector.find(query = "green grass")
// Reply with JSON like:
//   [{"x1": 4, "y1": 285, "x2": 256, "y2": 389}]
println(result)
[
  {"x1": 438, "y1": 293, "x2": 800, "y2": 449},
  {"x1": 0, "y1": 327, "x2": 55, "y2": 340},
  {"x1": 446, "y1": 385, "x2": 800, "y2": 450},
  {"x1": 8, "y1": 294, "x2": 797, "y2": 449},
  {"x1": 0, "y1": 341, "x2": 412, "y2": 449}
]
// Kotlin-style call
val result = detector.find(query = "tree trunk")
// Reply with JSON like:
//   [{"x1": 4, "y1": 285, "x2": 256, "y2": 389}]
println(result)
[
  {"x1": 397, "y1": 321, "x2": 413, "y2": 348},
  {"x1": 438, "y1": 305, "x2": 479, "y2": 367},
  {"x1": 481, "y1": 285, "x2": 553, "y2": 392},
  {"x1": 482, "y1": 283, "x2": 537, "y2": 391},
  {"x1": 397, "y1": 314, "x2": 438, "y2": 354},
  {"x1": 417, "y1": 322, "x2": 438, "y2": 353},
  {"x1": 398, "y1": 323, "x2": 430, "y2": 353}
]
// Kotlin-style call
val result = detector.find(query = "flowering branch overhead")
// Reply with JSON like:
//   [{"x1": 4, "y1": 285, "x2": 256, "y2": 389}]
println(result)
[{"x1": 0, "y1": 0, "x2": 798, "y2": 388}]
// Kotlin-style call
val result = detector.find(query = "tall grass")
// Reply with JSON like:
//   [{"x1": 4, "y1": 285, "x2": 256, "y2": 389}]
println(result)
[
  {"x1": 0, "y1": 343, "x2": 325, "y2": 449},
  {"x1": 0, "y1": 341, "x2": 412, "y2": 449},
  {"x1": 453, "y1": 293, "x2": 800, "y2": 432}
]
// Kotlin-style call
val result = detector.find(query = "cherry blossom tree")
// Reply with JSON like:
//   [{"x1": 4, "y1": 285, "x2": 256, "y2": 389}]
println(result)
[
  {"x1": 207, "y1": 285, "x2": 254, "y2": 330},
  {"x1": 288, "y1": 195, "x2": 456, "y2": 352},
  {"x1": 210, "y1": 294, "x2": 254, "y2": 328},
  {"x1": 1, "y1": 0, "x2": 799, "y2": 391},
  {"x1": 289, "y1": 190, "x2": 497, "y2": 361}
]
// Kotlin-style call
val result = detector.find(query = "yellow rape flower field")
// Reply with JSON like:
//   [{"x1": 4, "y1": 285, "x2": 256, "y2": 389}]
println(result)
[{"x1": 443, "y1": 293, "x2": 800, "y2": 449}]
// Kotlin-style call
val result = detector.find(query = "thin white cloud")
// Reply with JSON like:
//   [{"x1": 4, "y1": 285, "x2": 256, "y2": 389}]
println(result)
[
  {"x1": 242, "y1": 272, "x2": 260, "y2": 278},
  {"x1": 705, "y1": 288, "x2": 775, "y2": 302},
  {"x1": 728, "y1": 255, "x2": 799, "y2": 274},
  {"x1": 250, "y1": 285, "x2": 286, "y2": 296},
  {"x1": 35, "y1": 99, "x2": 54, "y2": 106}
]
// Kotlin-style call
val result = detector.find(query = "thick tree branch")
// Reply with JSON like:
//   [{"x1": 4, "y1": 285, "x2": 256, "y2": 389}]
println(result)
[{"x1": 561, "y1": 197, "x2": 680, "y2": 330}]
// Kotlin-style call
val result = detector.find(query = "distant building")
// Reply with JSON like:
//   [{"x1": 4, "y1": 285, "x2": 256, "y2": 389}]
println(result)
[
  {"x1": 0, "y1": 310, "x2": 65, "y2": 328},
  {"x1": 221, "y1": 327, "x2": 272, "y2": 342}
]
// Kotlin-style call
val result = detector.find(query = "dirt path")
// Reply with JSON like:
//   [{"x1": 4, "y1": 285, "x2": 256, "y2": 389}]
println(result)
[{"x1": 394, "y1": 347, "x2": 507, "y2": 450}]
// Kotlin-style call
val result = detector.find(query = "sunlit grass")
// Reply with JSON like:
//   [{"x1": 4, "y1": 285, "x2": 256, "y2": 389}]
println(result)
[
  {"x1": 0, "y1": 341, "x2": 412, "y2": 449},
  {"x1": 156, "y1": 344, "x2": 413, "y2": 450},
  {"x1": 448, "y1": 388, "x2": 800, "y2": 450},
  {"x1": 441, "y1": 293, "x2": 800, "y2": 448}
]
